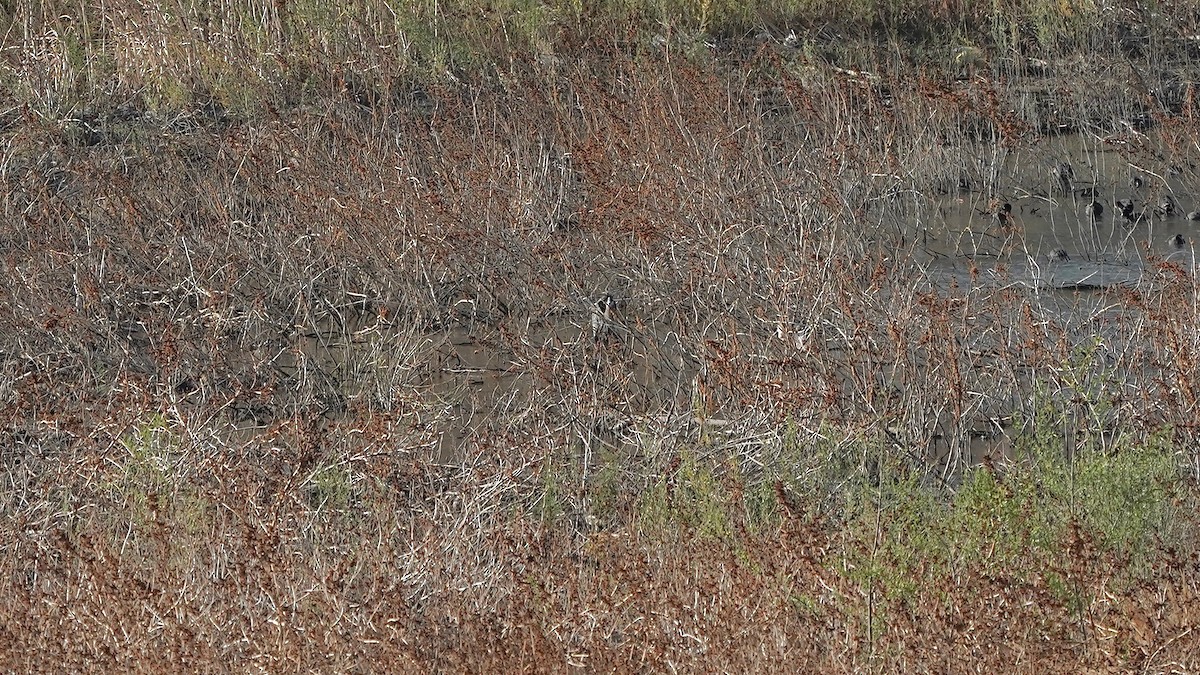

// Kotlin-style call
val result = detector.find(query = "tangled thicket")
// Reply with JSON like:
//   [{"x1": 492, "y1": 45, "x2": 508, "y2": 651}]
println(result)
[{"x1": 3, "y1": 1, "x2": 1200, "y2": 671}]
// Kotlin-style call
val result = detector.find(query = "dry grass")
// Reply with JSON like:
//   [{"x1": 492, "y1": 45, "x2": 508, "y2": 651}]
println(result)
[{"x1": 3, "y1": 1, "x2": 1200, "y2": 671}]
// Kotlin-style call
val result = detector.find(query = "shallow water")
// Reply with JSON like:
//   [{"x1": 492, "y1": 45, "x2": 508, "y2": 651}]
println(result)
[
  {"x1": 910, "y1": 131, "x2": 1200, "y2": 289},
  {"x1": 234, "y1": 129, "x2": 1200, "y2": 474}
]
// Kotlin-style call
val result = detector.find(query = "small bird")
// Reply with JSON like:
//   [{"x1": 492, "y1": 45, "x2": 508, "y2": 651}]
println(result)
[
  {"x1": 1130, "y1": 174, "x2": 1144, "y2": 190},
  {"x1": 1083, "y1": 200, "x2": 1103, "y2": 222},
  {"x1": 590, "y1": 294, "x2": 616, "y2": 340},
  {"x1": 1188, "y1": 211, "x2": 1200, "y2": 221},
  {"x1": 1049, "y1": 248, "x2": 1070, "y2": 262},
  {"x1": 1115, "y1": 199, "x2": 1139, "y2": 223},
  {"x1": 994, "y1": 202, "x2": 1015, "y2": 230},
  {"x1": 1169, "y1": 233, "x2": 1186, "y2": 249},
  {"x1": 1050, "y1": 162, "x2": 1074, "y2": 192},
  {"x1": 1046, "y1": 163, "x2": 1075, "y2": 194},
  {"x1": 1160, "y1": 195, "x2": 1177, "y2": 216}
]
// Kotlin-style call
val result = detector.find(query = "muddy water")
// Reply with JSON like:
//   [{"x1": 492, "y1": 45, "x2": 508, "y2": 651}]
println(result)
[
  {"x1": 422, "y1": 322, "x2": 699, "y2": 460},
  {"x1": 911, "y1": 132, "x2": 1199, "y2": 289},
  {"x1": 884, "y1": 130, "x2": 1200, "y2": 468},
  {"x1": 259, "y1": 130, "x2": 1197, "y2": 472},
  {"x1": 265, "y1": 309, "x2": 703, "y2": 462}
]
